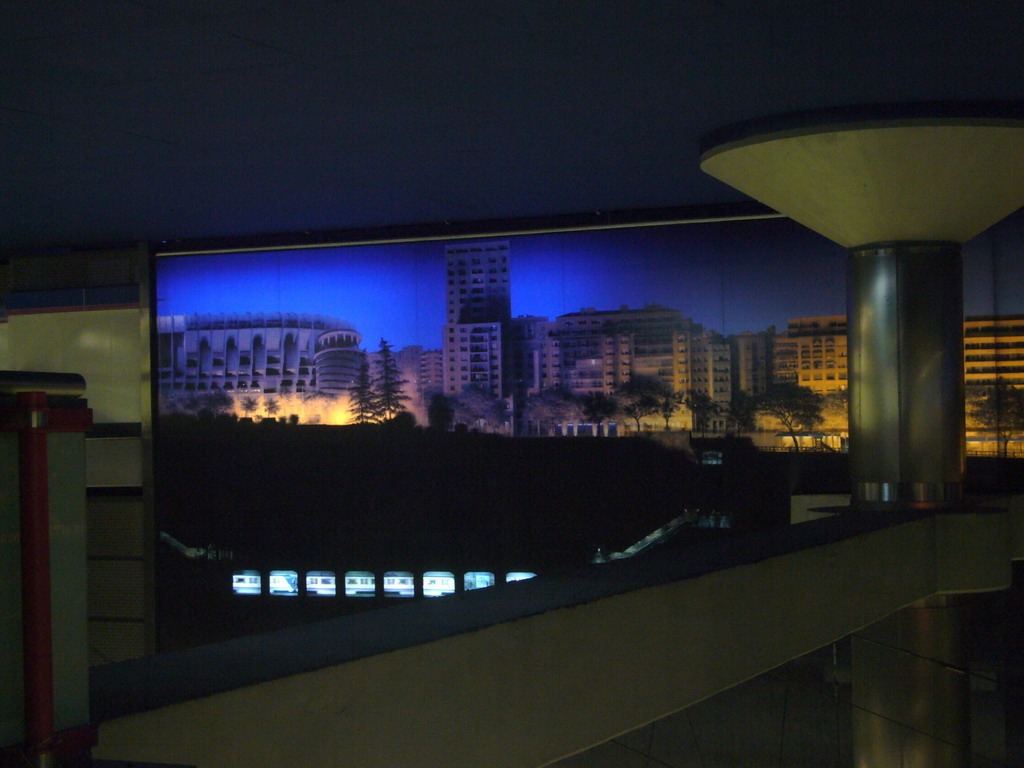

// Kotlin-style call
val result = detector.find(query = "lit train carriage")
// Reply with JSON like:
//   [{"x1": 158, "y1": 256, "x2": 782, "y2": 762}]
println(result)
[
  {"x1": 306, "y1": 570, "x2": 337, "y2": 596},
  {"x1": 383, "y1": 570, "x2": 415, "y2": 597},
  {"x1": 422, "y1": 571, "x2": 456, "y2": 597},
  {"x1": 344, "y1": 570, "x2": 376, "y2": 597},
  {"x1": 505, "y1": 571, "x2": 537, "y2": 583},
  {"x1": 232, "y1": 569, "x2": 262, "y2": 595},
  {"x1": 268, "y1": 569, "x2": 299, "y2": 596},
  {"x1": 463, "y1": 571, "x2": 495, "y2": 591}
]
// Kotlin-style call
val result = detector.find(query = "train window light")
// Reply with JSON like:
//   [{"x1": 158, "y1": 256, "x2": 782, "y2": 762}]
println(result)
[
  {"x1": 383, "y1": 571, "x2": 415, "y2": 597},
  {"x1": 268, "y1": 570, "x2": 299, "y2": 596},
  {"x1": 464, "y1": 571, "x2": 495, "y2": 591},
  {"x1": 306, "y1": 570, "x2": 337, "y2": 596},
  {"x1": 423, "y1": 571, "x2": 456, "y2": 597},
  {"x1": 230, "y1": 568, "x2": 533, "y2": 596},
  {"x1": 232, "y1": 569, "x2": 261, "y2": 595},
  {"x1": 344, "y1": 570, "x2": 376, "y2": 597}
]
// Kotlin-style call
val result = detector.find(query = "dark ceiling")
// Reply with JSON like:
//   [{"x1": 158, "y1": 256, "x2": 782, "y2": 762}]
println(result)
[{"x1": 3, "y1": 1, "x2": 1023, "y2": 251}]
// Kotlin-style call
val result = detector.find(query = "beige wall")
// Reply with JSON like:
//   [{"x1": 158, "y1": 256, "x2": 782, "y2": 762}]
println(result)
[
  {"x1": 0, "y1": 288, "x2": 153, "y2": 663},
  {"x1": 0, "y1": 308, "x2": 144, "y2": 423},
  {"x1": 0, "y1": 321, "x2": 9, "y2": 365}
]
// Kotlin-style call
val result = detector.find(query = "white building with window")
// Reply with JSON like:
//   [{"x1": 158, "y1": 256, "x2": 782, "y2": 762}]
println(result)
[
  {"x1": 442, "y1": 242, "x2": 512, "y2": 398},
  {"x1": 156, "y1": 312, "x2": 359, "y2": 395}
]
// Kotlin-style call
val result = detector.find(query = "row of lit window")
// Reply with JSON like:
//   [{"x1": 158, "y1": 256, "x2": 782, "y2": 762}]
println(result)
[
  {"x1": 166, "y1": 316, "x2": 342, "y2": 330},
  {"x1": 447, "y1": 273, "x2": 507, "y2": 283},
  {"x1": 446, "y1": 333, "x2": 499, "y2": 343},
  {"x1": 447, "y1": 256, "x2": 508, "y2": 266},
  {"x1": 231, "y1": 570, "x2": 536, "y2": 597}
]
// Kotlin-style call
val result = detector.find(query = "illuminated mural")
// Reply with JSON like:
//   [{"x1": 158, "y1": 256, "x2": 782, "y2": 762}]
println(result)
[{"x1": 151, "y1": 211, "x2": 1024, "y2": 648}]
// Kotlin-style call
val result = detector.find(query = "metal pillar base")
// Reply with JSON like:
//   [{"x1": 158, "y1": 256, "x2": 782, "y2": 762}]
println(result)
[
  {"x1": 855, "y1": 481, "x2": 963, "y2": 508},
  {"x1": 848, "y1": 242, "x2": 965, "y2": 510}
]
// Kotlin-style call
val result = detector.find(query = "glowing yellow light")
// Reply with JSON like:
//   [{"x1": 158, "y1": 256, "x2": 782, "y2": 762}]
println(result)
[{"x1": 227, "y1": 392, "x2": 357, "y2": 426}]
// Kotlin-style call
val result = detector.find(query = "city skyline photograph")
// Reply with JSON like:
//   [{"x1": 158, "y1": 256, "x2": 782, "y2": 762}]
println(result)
[
  {"x1": 156, "y1": 216, "x2": 849, "y2": 351},
  {"x1": 156, "y1": 210, "x2": 1024, "y2": 353}
]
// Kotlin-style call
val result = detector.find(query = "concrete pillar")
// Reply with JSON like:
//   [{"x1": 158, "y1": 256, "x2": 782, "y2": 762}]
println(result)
[
  {"x1": 852, "y1": 596, "x2": 971, "y2": 768},
  {"x1": 848, "y1": 242, "x2": 966, "y2": 509}
]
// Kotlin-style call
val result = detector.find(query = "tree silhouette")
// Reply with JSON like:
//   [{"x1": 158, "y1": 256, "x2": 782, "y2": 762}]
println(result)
[
  {"x1": 820, "y1": 389, "x2": 849, "y2": 438},
  {"x1": 658, "y1": 389, "x2": 685, "y2": 431},
  {"x1": 968, "y1": 381, "x2": 1024, "y2": 456},
  {"x1": 427, "y1": 393, "x2": 455, "y2": 431},
  {"x1": 349, "y1": 354, "x2": 382, "y2": 423},
  {"x1": 453, "y1": 387, "x2": 507, "y2": 432},
  {"x1": 198, "y1": 390, "x2": 233, "y2": 417},
  {"x1": 615, "y1": 375, "x2": 668, "y2": 433},
  {"x1": 757, "y1": 383, "x2": 824, "y2": 451},
  {"x1": 684, "y1": 390, "x2": 719, "y2": 437},
  {"x1": 726, "y1": 390, "x2": 759, "y2": 434},
  {"x1": 523, "y1": 387, "x2": 583, "y2": 435},
  {"x1": 263, "y1": 397, "x2": 280, "y2": 419},
  {"x1": 239, "y1": 396, "x2": 259, "y2": 418},
  {"x1": 374, "y1": 338, "x2": 409, "y2": 420},
  {"x1": 581, "y1": 392, "x2": 619, "y2": 435}
]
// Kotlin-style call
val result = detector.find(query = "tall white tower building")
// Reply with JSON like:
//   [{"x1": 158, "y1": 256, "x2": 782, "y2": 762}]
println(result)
[{"x1": 442, "y1": 242, "x2": 512, "y2": 398}]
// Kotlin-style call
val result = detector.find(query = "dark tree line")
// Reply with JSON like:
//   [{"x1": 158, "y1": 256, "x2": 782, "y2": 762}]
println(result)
[
  {"x1": 425, "y1": 374, "x2": 834, "y2": 445},
  {"x1": 165, "y1": 362, "x2": 840, "y2": 448},
  {"x1": 427, "y1": 388, "x2": 509, "y2": 433},
  {"x1": 349, "y1": 338, "x2": 411, "y2": 423}
]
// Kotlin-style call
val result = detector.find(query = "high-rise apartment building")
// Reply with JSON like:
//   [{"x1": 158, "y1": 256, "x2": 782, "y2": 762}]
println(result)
[
  {"x1": 529, "y1": 305, "x2": 733, "y2": 428},
  {"x1": 505, "y1": 315, "x2": 560, "y2": 401},
  {"x1": 555, "y1": 305, "x2": 717, "y2": 397},
  {"x1": 442, "y1": 241, "x2": 512, "y2": 398},
  {"x1": 685, "y1": 328, "x2": 732, "y2": 430},
  {"x1": 417, "y1": 348, "x2": 444, "y2": 396},
  {"x1": 964, "y1": 314, "x2": 1024, "y2": 388},
  {"x1": 773, "y1": 316, "x2": 848, "y2": 393},
  {"x1": 442, "y1": 322, "x2": 504, "y2": 397},
  {"x1": 390, "y1": 345, "x2": 444, "y2": 408},
  {"x1": 443, "y1": 241, "x2": 511, "y2": 325},
  {"x1": 555, "y1": 308, "x2": 636, "y2": 395},
  {"x1": 729, "y1": 328, "x2": 775, "y2": 396},
  {"x1": 769, "y1": 314, "x2": 1024, "y2": 395}
]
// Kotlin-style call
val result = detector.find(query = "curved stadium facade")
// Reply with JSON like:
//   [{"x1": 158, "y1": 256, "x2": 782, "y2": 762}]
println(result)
[{"x1": 157, "y1": 313, "x2": 362, "y2": 395}]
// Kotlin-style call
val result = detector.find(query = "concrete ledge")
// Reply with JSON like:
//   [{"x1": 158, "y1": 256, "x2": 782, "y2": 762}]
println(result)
[
  {"x1": 935, "y1": 508, "x2": 1013, "y2": 593},
  {"x1": 93, "y1": 509, "x2": 1017, "y2": 768}
]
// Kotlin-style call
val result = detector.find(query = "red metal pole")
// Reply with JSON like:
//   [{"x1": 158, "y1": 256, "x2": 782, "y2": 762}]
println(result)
[{"x1": 18, "y1": 390, "x2": 56, "y2": 768}]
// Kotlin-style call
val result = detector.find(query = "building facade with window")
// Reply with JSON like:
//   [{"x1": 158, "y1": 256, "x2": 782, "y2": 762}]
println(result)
[
  {"x1": 769, "y1": 314, "x2": 1024, "y2": 395},
  {"x1": 773, "y1": 316, "x2": 848, "y2": 393},
  {"x1": 729, "y1": 328, "x2": 776, "y2": 396},
  {"x1": 964, "y1": 314, "x2": 1024, "y2": 388},
  {"x1": 442, "y1": 241, "x2": 512, "y2": 398},
  {"x1": 156, "y1": 312, "x2": 357, "y2": 395}
]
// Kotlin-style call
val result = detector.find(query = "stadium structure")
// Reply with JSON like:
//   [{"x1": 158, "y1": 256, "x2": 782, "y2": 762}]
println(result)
[{"x1": 156, "y1": 313, "x2": 362, "y2": 395}]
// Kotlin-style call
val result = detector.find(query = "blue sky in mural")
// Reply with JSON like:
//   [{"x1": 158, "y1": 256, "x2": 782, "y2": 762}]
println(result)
[{"x1": 156, "y1": 213, "x2": 1023, "y2": 351}]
